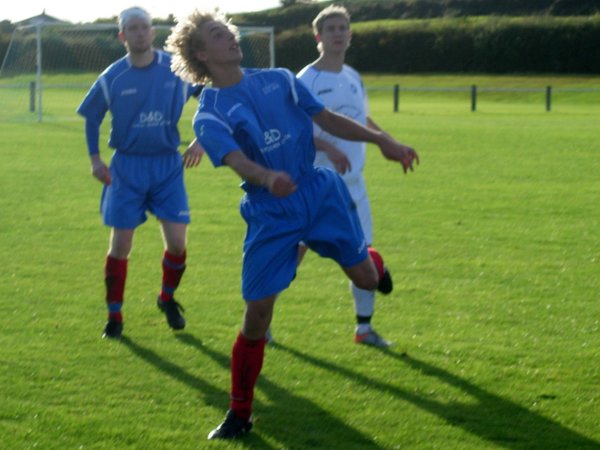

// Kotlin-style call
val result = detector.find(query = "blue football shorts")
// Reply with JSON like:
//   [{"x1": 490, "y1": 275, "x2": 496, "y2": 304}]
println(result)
[
  {"x1": 100, "y1": 151, "x2": 190, "y2": 229},
  {"x1": 240, "y1": 167, "x2": 368, "y2": 301}
]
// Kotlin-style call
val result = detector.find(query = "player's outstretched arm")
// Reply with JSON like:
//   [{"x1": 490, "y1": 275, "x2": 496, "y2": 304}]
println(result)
[
  {"x1": 313, "y1": 109, "x2": 419, "y2": 173},
  {"x1": 182, "y1": 138, "x2": 204, "y2": 168},
  {"x1": 378, "y1": 136, "x2": 419, "y2": 173},
  {"x1": 366, "y1": 116, "x2": 419, "y2": 172},
  {"x1": 366, "y1": 116, "x2": 382, "y2": 132},
  {"x1": 223, "y1": 150, "x2": 297, "y2": 197}
]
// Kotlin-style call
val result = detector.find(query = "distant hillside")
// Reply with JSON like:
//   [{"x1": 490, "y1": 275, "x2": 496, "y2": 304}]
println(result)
[{"x1": 232, "y1": 0, "x2": 600, "y2": 29}]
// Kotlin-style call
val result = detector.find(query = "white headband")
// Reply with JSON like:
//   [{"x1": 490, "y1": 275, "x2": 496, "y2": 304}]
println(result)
[{"x1": 119, "y1": 7, "x2": 152, "y2": 30}]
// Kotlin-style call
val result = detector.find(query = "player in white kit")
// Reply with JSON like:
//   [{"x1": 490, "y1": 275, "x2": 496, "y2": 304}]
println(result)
[{"x1": 296, "y1": 5, "x2": 417, "y2": 346}]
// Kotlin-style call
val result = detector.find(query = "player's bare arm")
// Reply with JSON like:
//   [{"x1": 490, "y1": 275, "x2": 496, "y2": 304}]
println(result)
[
  {"x1": 366, "y1": 116, "x2": 382, "y2": 132},
  {"x1": 313, "y1": 109, "x2": 419, "y2": 173},
  {"x1": 90, "y1": 154, "x2": 112, "y2": 185},
  {"x1": 223, "y1": 150, "x2": 297, "y2": 197},
  {"x1": 366, "y1": 116, "x2": 419, "y2": 171},
  {"x1": 314, "y1": 136, "x2": 351, "y2": 174},
  {"x1": 182, "y1": 138, "x2": 204, "y2": 168}
]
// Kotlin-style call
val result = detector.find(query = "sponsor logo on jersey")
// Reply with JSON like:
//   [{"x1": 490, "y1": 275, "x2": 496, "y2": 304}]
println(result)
[
  {"x1": 121, "y1": 88, "x2": 137, "y2": 96},
  {"x1": 261, "y1": 128, "x2": 290, "y2": 153},
  {"x1": 263, "y1": 129, "x2": 281, "y2": 145},
  {"x1": 317, "y1": 88, "x2": 333, "y2": 96},
  {"x1": 262, "y1": 82, "x2": 280, "y2": 95},
  {"x1": 134, "y1": 110, "x2": 170, "y2": 128}
]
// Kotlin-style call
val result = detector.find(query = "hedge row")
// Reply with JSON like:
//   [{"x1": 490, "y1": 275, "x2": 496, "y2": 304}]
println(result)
[
  {"x1": 2, "y1": 16, "x2": 599, "y2": 76},
  {"x1": 234, "y1": 0, "x2": 600, "y2": 30},
  {"x1": 276, "y1": 16, "x2": 600, "y2": 73}
]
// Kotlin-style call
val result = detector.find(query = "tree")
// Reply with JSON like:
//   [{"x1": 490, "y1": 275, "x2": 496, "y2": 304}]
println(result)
[{"x1": 280, "y1": 0, "x2": 315, "y2": 7}]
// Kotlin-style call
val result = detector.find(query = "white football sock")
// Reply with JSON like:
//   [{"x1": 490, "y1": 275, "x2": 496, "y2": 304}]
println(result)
[{"x1": 351, "y1": 282, "x2": 375, "y2": 335}]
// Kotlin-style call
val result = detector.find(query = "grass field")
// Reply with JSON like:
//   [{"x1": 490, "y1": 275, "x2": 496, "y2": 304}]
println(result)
[{"x1": 1, "y1": 74, "x2": 599, "y2": 449}]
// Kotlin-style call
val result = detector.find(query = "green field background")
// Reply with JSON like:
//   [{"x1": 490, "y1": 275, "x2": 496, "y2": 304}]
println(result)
[{"x1": 0, "y1": 75, "x2": 599, "y2": 449}]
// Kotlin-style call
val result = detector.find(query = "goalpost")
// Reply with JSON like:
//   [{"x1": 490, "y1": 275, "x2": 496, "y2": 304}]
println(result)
[{"x1": 0, "y1": 23, "x2": 275, "y2": 123}]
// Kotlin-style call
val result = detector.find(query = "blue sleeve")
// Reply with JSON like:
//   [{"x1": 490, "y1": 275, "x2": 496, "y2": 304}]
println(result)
[
  {"x1": 77, "y1": 79, "x2": 109, "y2": 124},
  {"x1": 84, "y1": 119, "x2": 101, "y2": 156},
  {"x1": 77, "y1": 77, "x2": 110, "y2": 156},
  {"x1": 193, "y1": 112, "x2": 240, "y2": 168}
]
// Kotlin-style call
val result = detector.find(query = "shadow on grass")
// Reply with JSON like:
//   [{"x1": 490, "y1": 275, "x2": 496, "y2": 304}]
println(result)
[
  {"x1": 120, "y1": 335, "x2": 274, "y2": 448},
  {"x1": 274, "y1": 343, "x2": 599, "y2": 449},
  {"x1": 175, "y1": 332, "x2": 386, "y2": 449},
  {"x1": 119, "y1": 335, "x2": 225, "y2": 408}
]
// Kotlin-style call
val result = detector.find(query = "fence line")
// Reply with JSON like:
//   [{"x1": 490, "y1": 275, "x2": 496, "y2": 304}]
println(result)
[
  {"x1": 1, "y1": 82, "x2": 598, "y2": 120},
  {"x1": 367, "y1": 85, "x2": 600, "y2": 112}
]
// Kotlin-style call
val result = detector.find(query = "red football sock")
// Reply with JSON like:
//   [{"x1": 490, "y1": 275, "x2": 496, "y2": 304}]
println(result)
[
  {"x1": 159, "y1": 250, "x2": 186, "y2": 302},
  {"x1": 230, "y1": 332, "x2": 266, "y2": 420},
  {"x1": 367, "y1": 246, "x2": 385, "y2": 280},
  {"x1": 105, "y1": 256, "x2": 128, "y2": 322}
]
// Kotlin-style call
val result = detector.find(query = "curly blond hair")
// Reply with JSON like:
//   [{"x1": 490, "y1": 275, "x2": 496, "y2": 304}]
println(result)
[{"x1": 166, "y1": 10, "x2": 239, "y2": 84}]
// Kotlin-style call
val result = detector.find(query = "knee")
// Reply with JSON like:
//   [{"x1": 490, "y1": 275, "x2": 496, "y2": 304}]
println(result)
[
  {"x1": 242, "y1": 297, "x2": 275, "y2": 339},
  {"x1": 350, "y1": 257, "x2": 380, "y2": 291},
  {"x1": 242, "y1": 315, "x2": 270, "y2": 340},
  {"x1": 164, "y1": 234, "x2": 186, "y2": 256},
  {"x1": 167, "y1": 242, "x2": 186, "y2": 256},
  {"x1": 161, "y1": 222, "x2": 187, "y2": 256},
  {"x1": 245, "y1": 305, "x2": 271, "y2": 326},
  {"x1": 108, "y1": 241, "x2": 132, "y2": 260},
  {"x1": 353, "y1": 271, "x2": 379, "y2": 291},
  {"x1": 109, "y1": 229, "x2": 134, "y2": 259}
]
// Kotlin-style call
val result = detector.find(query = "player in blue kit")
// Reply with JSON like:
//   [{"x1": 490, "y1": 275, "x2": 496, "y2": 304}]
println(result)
[
  {"x1": 77, "y1": 7, "x2": 204, "y2": 339},
  {"x1": 166, "y1": 10, "x2": 418, "y2": 439}
]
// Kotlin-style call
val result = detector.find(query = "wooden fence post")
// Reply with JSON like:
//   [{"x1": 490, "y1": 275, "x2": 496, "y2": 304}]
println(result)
[
  {"x1": 471, "y1": 85, "x2": 477, "y2": 112},
  {"x1": 30, "y1": 81, "x2": 36, "y2": 112},
  {"x1": 393, "y1": 84, "x2": 399, "y2": 112}
]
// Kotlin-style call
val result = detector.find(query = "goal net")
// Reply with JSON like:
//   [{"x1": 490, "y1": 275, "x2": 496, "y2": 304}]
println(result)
[{"x1": 0, "y1": 23, "x2": 275, "y2": 123}]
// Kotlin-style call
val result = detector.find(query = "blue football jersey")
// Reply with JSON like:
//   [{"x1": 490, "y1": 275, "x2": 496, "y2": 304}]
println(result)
[
  {"x1": 194, "y1": 68, "x2": 325, "y2": 194},
  {"x1": 77, "y1": 50, "x2": 198, "y2": 155}
]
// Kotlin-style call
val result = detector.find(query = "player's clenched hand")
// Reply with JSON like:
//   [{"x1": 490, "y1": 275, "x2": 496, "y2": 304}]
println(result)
[
  {"x1": 264, "y1": 170, "x2": 297, "y2": 197},
  {"x1": 91, "y1": 157, "x2": 111, "y2": 185},
  {"x1": 326, "y1": 146, "x2": 352, "y2": 174},
  {"x1": 183, "y1": 139, "x2": 204, "y2": 168},
  {"x1": 379, "y1": 135, "x2": 419, "y2": 173},
  {"x1": 315, "y1": 137, "x2": 351, "y2": 174}
]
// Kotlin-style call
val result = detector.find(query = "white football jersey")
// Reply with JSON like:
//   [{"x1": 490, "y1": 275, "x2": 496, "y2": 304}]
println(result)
[
  {"x1": 297, "y1": 64, "x2": 373, "y2": 242},
  {"x1": 297, "y1": 64, "x2": 369, "y2": 188}
]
